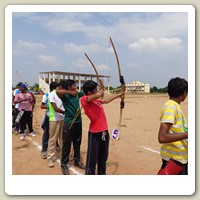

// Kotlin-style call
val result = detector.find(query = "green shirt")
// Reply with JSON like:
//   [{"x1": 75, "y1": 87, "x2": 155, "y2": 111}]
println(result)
[{"x1": 61, "y1": 91, "x2": 84, "y2": 124}]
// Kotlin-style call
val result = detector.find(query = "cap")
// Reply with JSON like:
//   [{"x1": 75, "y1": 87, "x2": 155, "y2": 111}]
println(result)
[{"x1": 20, "y1": 83, "x2": 27, "y2": 90}]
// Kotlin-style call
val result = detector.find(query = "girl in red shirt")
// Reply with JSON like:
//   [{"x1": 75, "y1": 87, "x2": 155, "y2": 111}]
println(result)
[{"x1": 81, "y1": 80, "x2": 123, "y2": 175}]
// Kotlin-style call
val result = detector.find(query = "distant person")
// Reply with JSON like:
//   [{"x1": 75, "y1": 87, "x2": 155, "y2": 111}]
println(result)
[
  {"x1": 47, "y1": 83, "x2": 65, "y2": 168},
  {"x1": 14, "y1": 83, "x2": 36, "y2": 140},
  {"x1": 56, "y1": 80, "x2": 85, "y2": 175},
  {"x1": 27, "y1": 89, "x2": 36, "y2": 134},
  {"x1": 157, "y1": 77, "x2": 188, "y2": 175},
  {"x1": 40, "y1": 82, "x2": 60, "y2": 159},
  {"x1": 12, "y1": 82, "x2": 22, "y2": 134},
  {"x1": 80, "y1": 80, "x2": 123, "y2": 175}
]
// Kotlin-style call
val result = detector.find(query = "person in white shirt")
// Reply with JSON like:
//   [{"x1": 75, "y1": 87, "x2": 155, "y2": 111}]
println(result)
[
  {"x1": 40, "y1": 82, "x2": 60, "y2": 159},
  {"x1": 47, "y1": 83, "x2": 65, "y2": 168}
]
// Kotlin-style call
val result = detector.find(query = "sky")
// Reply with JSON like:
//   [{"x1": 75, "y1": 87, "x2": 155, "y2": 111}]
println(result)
[{"x1": 12, "y1": 9, "x2": 188, "y2": 88}]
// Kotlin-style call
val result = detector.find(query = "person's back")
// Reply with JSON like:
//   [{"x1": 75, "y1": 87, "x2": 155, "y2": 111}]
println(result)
[{"x1": 158, "y1": 77, "x2": 188, "y2": 175}]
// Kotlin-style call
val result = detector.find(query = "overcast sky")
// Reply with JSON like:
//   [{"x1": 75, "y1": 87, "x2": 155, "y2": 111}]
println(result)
[{"x1": 12, "y1": 8, "x2": 188, "y2": 88}]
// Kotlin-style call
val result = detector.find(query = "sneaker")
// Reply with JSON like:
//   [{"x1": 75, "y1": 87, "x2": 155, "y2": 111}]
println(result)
[
  {"x1": 29, "y1": 132, "x2": 36, "y2": 137},
  {"x1": 41, "y1": 151, "x2": 47, "y2": 159},
  {"x1": 61, "y1": 166, "x2": 70, "y2": 175},
  {"x1": 20, "y1": 134, "x2": 24, "y2": 140},
  {"x1": 15, "y1": 130, "x2": 19, "y2": 135},
  {"x1": 52, "y1": 156, "x2": 58, "y2": 162},
  {"x1": 48, "y1": 159, "x2": 54, "y2": 168},
  {"x1": 74, "y1": 161, "x2": 85, "y2": 169}
]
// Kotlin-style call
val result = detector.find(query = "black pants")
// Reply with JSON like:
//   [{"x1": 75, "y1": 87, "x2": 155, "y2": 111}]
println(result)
[
  {"x1": 85, "y1": 130, "x2": 110, "y2": 175},
  {"x1": 161, "y1": 159, "x2": 188, "y2": 175},
  {"x1": 13, "y1": 108, "x2": 20, "y2": 131},
  {"x1": 19, "y1": 111, "x2": 33, "y2": 134},
  {"x1": 61, "y1": 122, "x2": 82, "y2": 167}
]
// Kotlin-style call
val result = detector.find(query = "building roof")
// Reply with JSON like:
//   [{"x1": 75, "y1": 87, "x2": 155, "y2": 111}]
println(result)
[{"x1": 39, "y1": 71, "x2": 110, "y2": 78}]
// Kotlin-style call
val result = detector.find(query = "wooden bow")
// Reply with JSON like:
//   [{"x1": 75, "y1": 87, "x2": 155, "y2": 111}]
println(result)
[
  {"x1": 84, "y1": 53, "x2": 104, "y2": 91},
  {"x1": 109, "y1": 37, "x2": 125, "y2": 131}
]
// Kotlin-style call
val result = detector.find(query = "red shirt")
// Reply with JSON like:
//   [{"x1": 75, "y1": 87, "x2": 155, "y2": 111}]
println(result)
[{"x1": 80, "y1": 96, "x2": 108, "y2": 133}]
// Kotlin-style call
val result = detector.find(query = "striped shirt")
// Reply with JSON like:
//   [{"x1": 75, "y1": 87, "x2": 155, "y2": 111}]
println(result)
[{"x1": 160, "y1": 100, "x2": 188, "y2": 164}]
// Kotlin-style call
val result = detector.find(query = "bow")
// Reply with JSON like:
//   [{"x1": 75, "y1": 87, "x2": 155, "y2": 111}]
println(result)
[
  {"x1": 109, "y1": 37, "x2": 125, "y2": 139},
  {"x1": 84, "y1": 52, "x2": 104, "y2": 91}
]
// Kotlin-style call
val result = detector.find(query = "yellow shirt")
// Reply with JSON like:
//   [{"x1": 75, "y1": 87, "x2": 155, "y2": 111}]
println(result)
[{"x1": 160, "y1": 100, "x2": 188, "y2": 164}]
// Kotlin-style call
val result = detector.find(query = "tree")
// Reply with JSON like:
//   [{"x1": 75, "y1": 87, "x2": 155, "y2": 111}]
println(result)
[
  {"x1": 150, "y1": 86, "x2": 167, "y2": 93},
  {"x1": 150, "y1": 86, "x2": 158, "y2": 93},
  {"x1": 33, "y1": 83, "x2": 40, "y2": 92}
]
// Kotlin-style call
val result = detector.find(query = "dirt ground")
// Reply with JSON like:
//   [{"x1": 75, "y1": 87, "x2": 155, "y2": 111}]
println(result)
[{"x1": 12, "y1": 93, "x2": 188, "y2": 175}]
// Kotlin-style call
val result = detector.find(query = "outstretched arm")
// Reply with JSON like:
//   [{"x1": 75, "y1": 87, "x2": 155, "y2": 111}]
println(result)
[
  {"x1": 102, "y1": 92, "x2": 124, "y2": 104},
  {"x1": 56, "y1": 89, "x2": 77, "y2": 98},
  {"x1": 86, "y1": 89, "x2": 104, "y2": 103}
]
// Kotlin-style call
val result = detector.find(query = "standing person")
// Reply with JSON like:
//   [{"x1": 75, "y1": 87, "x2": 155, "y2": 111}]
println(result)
[
  {"x1": 80, "y1": 80, "x2": 123, "y2": 175},
  {"x1": 157, "y1": 77, "x2": 188, "y2": 175},
  {"x1": 12, "y1": 83, "x2": 22, "y2": 134},
  {"x1": 14, "y1": 83, "x2": 36, "y2": 140},
  {"x1": 40, "y1": 82, "x2": 58, "y2": 159},
  {"x1": 26, "y1": 90, "x2": 36, "y2": 134},
  {"x1": 56, "y1": 80, "x2": 85, "y2": 175},
  {"x1": 47, "y1": 83, "x2": 65, "y2": 168}
]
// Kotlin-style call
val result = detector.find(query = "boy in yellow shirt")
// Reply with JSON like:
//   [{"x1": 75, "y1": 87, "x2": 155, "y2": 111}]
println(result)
[{"x1": 158, "y1": 77, "x2": 188, "y2": 175}]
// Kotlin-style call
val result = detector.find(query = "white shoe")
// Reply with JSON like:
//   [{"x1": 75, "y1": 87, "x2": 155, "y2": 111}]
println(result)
[
  {"x1": 29, "y1": 132, "x2": 36, "y2": 137},
  {"x1": 20, "y1": 134, "x2": 24, "y2": 140},
  {"x1": 15, "y1": 130, "x2": 19, "y2": 135}
]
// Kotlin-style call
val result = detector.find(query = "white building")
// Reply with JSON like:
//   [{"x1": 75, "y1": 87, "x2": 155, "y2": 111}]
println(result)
[
  {"x1": 125, "y1": 81, "x2": 150, "y2": 93},
  {"x1": 39, "y1": 71, "x2": 110, "y2": 93}
]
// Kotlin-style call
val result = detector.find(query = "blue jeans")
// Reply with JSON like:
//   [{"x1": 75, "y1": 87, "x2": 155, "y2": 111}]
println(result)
[{"x1": 41, "y1": 114, "x2": 49, "y2": 152}]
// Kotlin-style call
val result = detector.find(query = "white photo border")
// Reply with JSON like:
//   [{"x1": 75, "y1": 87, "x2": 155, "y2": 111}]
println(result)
[{"x1": 5, "y1": 4, "x2": 195, "y2": 195}]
